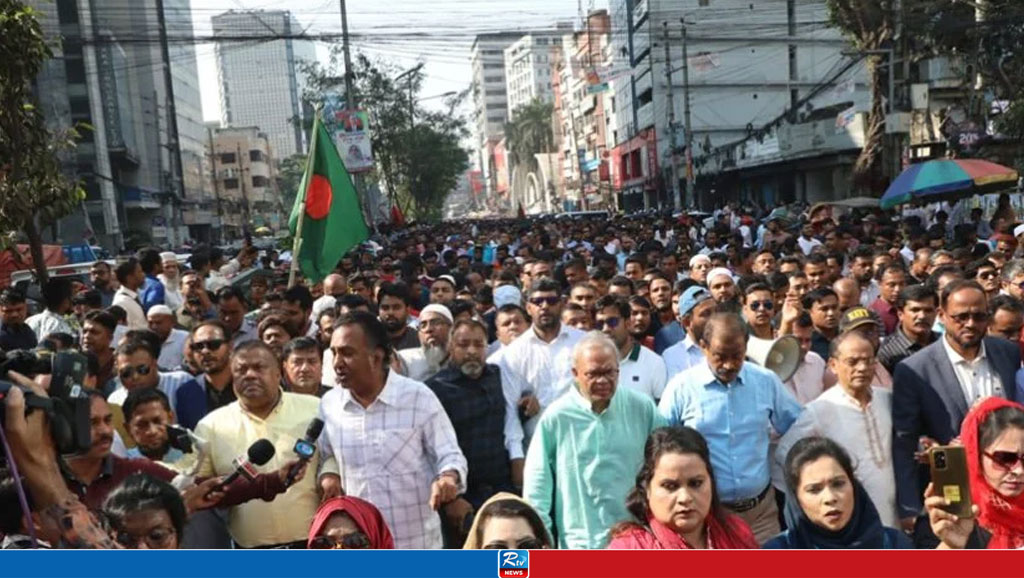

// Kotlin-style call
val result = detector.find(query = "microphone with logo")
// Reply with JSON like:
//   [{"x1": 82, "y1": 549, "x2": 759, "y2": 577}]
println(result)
[
  {"x1": 207, "y1": 438, "x2": 276, "y2": 496},
  {"x1": 286, "y1": 418, "x2": 324, "y2": 486}
]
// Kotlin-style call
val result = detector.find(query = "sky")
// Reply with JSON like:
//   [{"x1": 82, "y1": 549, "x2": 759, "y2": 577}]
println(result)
[{"x1": 192, "y1": 0, "x2": 607, "y2": 123}]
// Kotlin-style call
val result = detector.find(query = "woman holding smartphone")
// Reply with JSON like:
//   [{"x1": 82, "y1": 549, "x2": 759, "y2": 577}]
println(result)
[{"x1": 927, "y1": 397, "x2": 1024, "y2": 549}]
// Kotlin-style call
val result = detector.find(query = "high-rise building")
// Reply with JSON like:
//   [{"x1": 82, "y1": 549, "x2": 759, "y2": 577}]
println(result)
[
  {"x1": 30, "y1": 0, "x2": 209, "y2": 249},
  {"x1": 471, "y1": 32, "x2": 523, "y2": 203},
  {"x1": 503, "y1": 27, "x2": 573, "y2": 118},
  {"x1": 213, "y1": 10, "x2": 316, "y2": 160}
]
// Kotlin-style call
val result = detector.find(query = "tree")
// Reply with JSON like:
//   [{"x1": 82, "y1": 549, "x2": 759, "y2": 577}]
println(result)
[
  {"x1": 299, "y1": 50, "x2": 470, "y2": 221},
  {"x1": 276, "y1": 153, "x2": 307, "y2": 215},
  {"x1": 0, "y1": 1, "x2": 84, "y2": 282},
  {"x1": 826, "y1": 0, "x2": 895, "y2": 193}
]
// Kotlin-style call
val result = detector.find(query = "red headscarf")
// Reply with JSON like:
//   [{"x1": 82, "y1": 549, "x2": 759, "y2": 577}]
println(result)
[
  {"x1": 307, "y1": 497, "x2": 394, "y2": 549},
  {"x1": 960, "y1": 397, "x2": 1024, "y2": 549}
]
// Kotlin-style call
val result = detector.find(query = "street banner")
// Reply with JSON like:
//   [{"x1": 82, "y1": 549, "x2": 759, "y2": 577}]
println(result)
[{"x1": 322, "y1": 93, "x2": 374, "y2": 173}]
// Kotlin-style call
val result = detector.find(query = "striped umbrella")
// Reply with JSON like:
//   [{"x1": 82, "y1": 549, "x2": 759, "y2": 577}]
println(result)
[{"x1": 879, "y1": 159, "x2": 1019, "y2": 209}]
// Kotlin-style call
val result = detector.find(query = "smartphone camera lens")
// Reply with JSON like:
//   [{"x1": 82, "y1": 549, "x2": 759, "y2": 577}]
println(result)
[{"x1": 934, "y1": 450, "x2": 947, "y2": 470}]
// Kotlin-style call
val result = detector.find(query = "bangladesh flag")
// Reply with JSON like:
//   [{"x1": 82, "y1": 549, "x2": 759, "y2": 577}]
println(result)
[{"x1": 288, "y1": 115, "x2": 369, "y2": 283}]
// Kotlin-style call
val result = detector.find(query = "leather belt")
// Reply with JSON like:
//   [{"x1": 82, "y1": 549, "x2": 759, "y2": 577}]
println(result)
[{"x1": 723, "y1": 485, "x2": 771, "y2": 513}]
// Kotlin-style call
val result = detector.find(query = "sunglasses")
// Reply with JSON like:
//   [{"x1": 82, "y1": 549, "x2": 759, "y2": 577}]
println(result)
[
  {"x1": 192, "y1": 339, "x2": 226, "y2": 352},
  {"x1": 978, "y1": 271, "x2": 998, "y2": 280},
  {"x1": 984, "y1": 450, "x2": 1024, "y2": 470},
  {"x1": 119, "y1": 364, "x2": 152, "y2": 380},
  {"x1": 748, "y1": 300, "x2": 774, "y2": 312},
  {"x1": 948, "y1": 312, "x2": 989, "y2": 324},
  {"x1": 483, "y1": 538, "x2": 545, "y2": 550},
  {"x1": 309, "y1": 532, "x2": 372, "y2": 550},
  {"x1": 596, "y1": 317, "x2": 621, "y2": 329},
  {"x1": 529, "y1": 296, "x2": 561, "y2": 307},
  {"x1": 116, "y1": 526, "x2": 176, "y2": 549}
]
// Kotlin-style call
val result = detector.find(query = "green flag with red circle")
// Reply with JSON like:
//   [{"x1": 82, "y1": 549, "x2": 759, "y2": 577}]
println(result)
[{"x1": 288, "y1": 115, "x2": 369, "y2": 283}]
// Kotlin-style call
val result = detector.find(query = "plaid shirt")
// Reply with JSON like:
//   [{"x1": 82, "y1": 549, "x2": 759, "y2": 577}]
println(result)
[{"x1": 426, "y1": 365, "x2": 514, "y2": 500}]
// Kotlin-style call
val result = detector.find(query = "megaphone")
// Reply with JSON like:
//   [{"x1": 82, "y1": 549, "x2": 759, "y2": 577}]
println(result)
[{"x1": 746, "y1": 335, "x2": 800, "y2": 383}]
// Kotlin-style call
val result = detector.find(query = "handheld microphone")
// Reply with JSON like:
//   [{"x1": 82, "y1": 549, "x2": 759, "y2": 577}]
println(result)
[
  {"x1": 286, "y1": 418, "x2": 324, "y2": 486},
  {"x1": 210, "y1": 438, "x2": 275, "y2": 494}
]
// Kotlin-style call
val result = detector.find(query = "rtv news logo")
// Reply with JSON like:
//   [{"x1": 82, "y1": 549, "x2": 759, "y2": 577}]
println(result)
[{"x1": 498, "y1": 549, "x2": 529, "y2": 578}]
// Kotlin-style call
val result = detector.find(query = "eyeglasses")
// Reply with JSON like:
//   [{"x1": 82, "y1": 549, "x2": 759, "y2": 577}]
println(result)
[
  {"x1": 948, "y1": 312, "x2": 989, "y2": 325},
  {"x1": 483, "y1": 538, "x2": 545, "y2": 550},
  {"x1": 748, "y1": 300, "x2": 774, "y2": 312},
  {"x1": 116, "y1": 525, "x2": 176, "y2": 549},
  {"x1": 118, "y1": 364, "x2": 152, "y2": 380},
  {"x1": 529, "y1": 296, "x2": 561, "y2": 307},
  {"x1": 983, "y1": 450, "x2": 1024, "y2": 470},
  {"x1": 978, "y1": 271, "x2": 998, "y2": 280},
  {"x1": 192, "y1": 339, "x2": 226, "y2": 351},
  {"x1": 309, "y1": 532, "x2": 372, "y2": 549},
  {"x1": 596, "y1": 317, "x2": 621, "y2": 329}
]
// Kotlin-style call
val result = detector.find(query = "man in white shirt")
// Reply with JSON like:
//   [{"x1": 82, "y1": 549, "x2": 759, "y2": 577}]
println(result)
[
  {"x1": 158, "y1": 252, "x2": 183, "y2": 312},
  {"x1": 25, "y1": 278, "x2": 74, "y2": 341},
  {"x1": 397, "y1": 304, "x2": 452, "y2": 382},
  {"x1": 147, "y1": 305, "x2": 188, "y2": 370},
  {"x1": 777, "y1": 331, "x2": 899, "y2": 526},
  {"x1": 797, "y1": 223, "x2": 824, "y2": 255},
  {"x1": 594, "y1": 295, "x2": 667, "y2": 401},
  {"x1": 112, "y1": 258, "x2": 148, "y2": 330},
  {"x1": 106, "y1": 338, "x2": 194, "y2": 414},
  {"x1": 492, "y1": 278, "x2": 585, "y2": 443},
  {"x1": 310, "y1": 273, "x2": 346, "y2": 323},
  {"x1": 318, "y1": 311, "x2": 468, "y2": 549},
  {"x1": 662, "y1": 286, "x2": 715, "y2": 380},
  {"x1": 784, "y1": 313, "x2": 832, "y2": 404}
]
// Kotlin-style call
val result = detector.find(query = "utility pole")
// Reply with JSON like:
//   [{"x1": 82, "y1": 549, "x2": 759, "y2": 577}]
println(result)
[
  {"x1": 681, "y1": 19, "x2": 694, "y2": 210},
  {"x1": 154, "y1": 0, "x2": 186, "y2": 245},
  {"x1": 207, "y1": 127, "x2": 224, "y2": 244},
  {"x1": 339, "y1": 0, "x2": 374, "y2": 229},
  {"x1": 663, "y1": 22, "x2": 681, "y2": 212},
  {"x1": 237, "y1": 142, "x2": 251, "y2": 235}
]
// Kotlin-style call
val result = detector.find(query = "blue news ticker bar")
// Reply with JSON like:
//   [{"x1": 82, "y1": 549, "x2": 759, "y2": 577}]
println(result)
[{"x1": 1, "y1": 550, "x2": 505, "y2": 578}]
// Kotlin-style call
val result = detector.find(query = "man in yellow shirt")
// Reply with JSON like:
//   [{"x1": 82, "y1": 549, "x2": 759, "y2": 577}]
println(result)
[{"x1": 195, "y1": 340, "x2": 321, "y2": 548}]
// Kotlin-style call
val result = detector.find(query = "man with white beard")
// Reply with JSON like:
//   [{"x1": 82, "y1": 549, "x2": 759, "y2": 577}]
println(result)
[
  {"x1": 158, "y1": 252, "x2": 183, "y2": 311},
  {"x1": 397, "y1": 304, "x2": 453, "y2": 382}
]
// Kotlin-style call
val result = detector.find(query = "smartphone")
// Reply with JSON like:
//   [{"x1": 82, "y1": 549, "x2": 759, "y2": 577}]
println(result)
[{"x1": 929, "y1": 445, "x2": 974, "y2": 518}]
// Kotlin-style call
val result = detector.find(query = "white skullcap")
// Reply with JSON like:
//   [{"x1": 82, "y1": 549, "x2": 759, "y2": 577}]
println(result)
[
  {"x1": 706, "y1": 267, "x2": 734, "y2": 284},
  {"x1": 1014, "y1": 224, "x2": 1024, "y2": 238},
  {"x1": 160, "y1": 251, "x2": 178, "y2": 263},
  {"x1": 419, "y1": 304, "x2": 453, "y2": 324},
  {"x1": 147, "y1": 305, "x2": 174, "y2": 317}
]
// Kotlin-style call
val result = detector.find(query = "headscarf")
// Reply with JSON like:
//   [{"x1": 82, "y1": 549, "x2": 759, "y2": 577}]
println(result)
[
  {"x1": 960, "y1": 397, "x2": 1024, "y2": 549},
  {"x1": 783, "y1": 479, "x2": 886, "y2": 549},
  {"x1": 462, "y1": 492, "x2": 552, "y2": 549},
  {"x1": 307, "y1": 497, "x2": 394, "y2": 549}
]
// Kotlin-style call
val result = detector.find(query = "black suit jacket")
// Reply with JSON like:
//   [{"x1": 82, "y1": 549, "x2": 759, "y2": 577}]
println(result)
[{"x1": 892, "y1": 336, "x2": 1019, "y2": 518}]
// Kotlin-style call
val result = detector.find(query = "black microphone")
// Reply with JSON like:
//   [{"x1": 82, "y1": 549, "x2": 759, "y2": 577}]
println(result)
[
  {"x1": 286, "y1": 418, "x2": 324, "y2": 486},
  {"x1": 211, "y1": 438, "x2": 276, "y2": 494}
]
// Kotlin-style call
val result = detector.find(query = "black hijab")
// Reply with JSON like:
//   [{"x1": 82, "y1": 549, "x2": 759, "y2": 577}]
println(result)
[{"x1": 784, "y1": 479, "x2": 886, "y2": 549}]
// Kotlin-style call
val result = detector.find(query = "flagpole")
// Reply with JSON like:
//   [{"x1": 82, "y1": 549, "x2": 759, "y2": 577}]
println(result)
[{"x1": 288, "y1": 109, "x2": 322, "y2": 289}]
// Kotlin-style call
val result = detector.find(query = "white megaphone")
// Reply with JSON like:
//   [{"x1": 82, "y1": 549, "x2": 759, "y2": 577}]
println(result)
[{"x1": 746, "y1": 335, "x2": 801, "y2": 383}]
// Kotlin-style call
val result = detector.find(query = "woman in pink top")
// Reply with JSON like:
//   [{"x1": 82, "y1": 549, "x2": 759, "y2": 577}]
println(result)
[{"x1": 608, "y1": 426, "x2": 758, "y2": 550}]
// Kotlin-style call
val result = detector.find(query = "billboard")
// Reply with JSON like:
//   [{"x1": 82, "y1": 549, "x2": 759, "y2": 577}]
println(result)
[{"x1": 322, "y1": 93, "x2": 374, "y2": 173}]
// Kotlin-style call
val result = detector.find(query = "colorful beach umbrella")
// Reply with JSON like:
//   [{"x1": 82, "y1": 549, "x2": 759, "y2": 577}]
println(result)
[{"x1": 880, "y1": 159, "x2": 1018, "y2": 209}]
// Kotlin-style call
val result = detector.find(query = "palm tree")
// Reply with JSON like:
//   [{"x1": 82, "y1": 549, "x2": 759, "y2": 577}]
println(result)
[{"x1": 506, "y1": 100, "x2": 556, "y2": 210}]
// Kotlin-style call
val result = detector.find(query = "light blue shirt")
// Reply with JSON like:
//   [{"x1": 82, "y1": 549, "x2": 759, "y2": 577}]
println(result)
[
  {"x1": 662, "y1": 334, "x2": 705, "y2": 380},
  {"x1": 524, "y1": 385, "x2": 665, "y2": 549},
  {"x1": 658, "y1": 361, "x2": 802, "y2": 503}
]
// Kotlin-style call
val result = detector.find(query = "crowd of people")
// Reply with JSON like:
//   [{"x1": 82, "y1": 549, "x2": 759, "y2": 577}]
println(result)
[{"x1": 1, "y1": 199, "x2": 1023, "y2": 551}]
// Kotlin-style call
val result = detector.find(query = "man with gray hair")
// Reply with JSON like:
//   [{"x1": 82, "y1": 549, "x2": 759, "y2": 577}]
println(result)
[
  {"x1": 1000, "y1": 258, "x2": 1024, "y2": 300},
  {"x1": 397, "y1": 304, "x2": 453, "y2": 382},
  {"x1": 523, "y1": 331, "x2": 665, "y2": 549}
]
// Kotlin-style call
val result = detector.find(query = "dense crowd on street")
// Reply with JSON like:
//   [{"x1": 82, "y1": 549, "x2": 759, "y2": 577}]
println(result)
[{"x1": 1, "y1": 197, "x2": 1023, "y2": 551}]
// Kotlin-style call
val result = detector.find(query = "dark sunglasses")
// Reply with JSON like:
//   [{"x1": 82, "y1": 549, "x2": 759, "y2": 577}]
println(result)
[
  {"x1": 118, "y1": 364, "x2": 151, "y2": 380},
  {"x1": 949, "y1": 312, "x2": 989, "y2": 324},
  {"x1": 978, "y1": 271, "x2": 998, "y2": 280},
  {"x1": 192, "y1": 339, "x2": 226, "y2": 352},
  {"x1": 529, "y1": 296, "x2": 560, "y2": 307},
  {"x1": 749, "y1": 300, "x2": 774, "y2": 312},
  {"x1": 309, "y1": 532, "x2": 371, "y2": 550},
  {"x1": 596, "y1": 317, "x2": 621, "y2": 329},
  {"x1": 483, "y1": 538, "x2": 545, "y2": 550},
  {"x1": 984, "y1": 450, "x2": 1024, "y2": 470}
]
